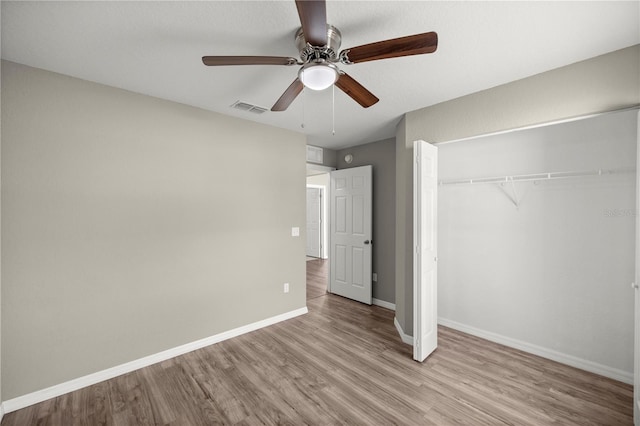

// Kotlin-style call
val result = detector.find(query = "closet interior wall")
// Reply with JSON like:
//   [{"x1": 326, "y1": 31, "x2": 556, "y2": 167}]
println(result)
[{"x1": 437, "y1": 109, "x2": 637, "y2": 379}]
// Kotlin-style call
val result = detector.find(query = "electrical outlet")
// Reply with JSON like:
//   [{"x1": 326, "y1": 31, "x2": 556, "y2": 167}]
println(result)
[
  {"x1": 291, "y1": 227, "x2": 300, "y2": 237},
  {"x1": 284, "y1": 283, "x2": 289, "y2": 293},
  {"x1": 372, "y1": 273, "x2": 378, "y2": 282}
]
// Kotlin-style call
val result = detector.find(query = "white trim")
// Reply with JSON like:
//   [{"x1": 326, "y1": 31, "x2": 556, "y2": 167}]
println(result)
[
  {"x1": 433, "y1": 105, "x2": 640, "y2": 146},
  {"x1": 2, "y1": 307, "x2": 308, "y2": 414},
  {"x1": 306, "y1": 163, "x2": 335, "y2": 176},
  {"x1": 372, "y1": 298, "x2": 395, "y2": 311},
  {"x1": 438, "y1": 317, "x2": 633, "y2": 385},
  {"x1": 0, "y1": 402, "x2": 5, "y2": 422},
  {"x1": 394, "y1": 316, "x2": 413, "y2": 345}
]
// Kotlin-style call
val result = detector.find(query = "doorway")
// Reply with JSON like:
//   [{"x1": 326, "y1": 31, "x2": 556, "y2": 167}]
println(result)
[
  {"x1": 305, "y1": 165, "x2": 374, "y2": 306},
  {"x1": 306, "y1": 186, "x2": 322, "y2": 258},
  {"x1": 306, "y1": 169, "x2": 331, "y2": 300},
  {"x1": 329, "y1": 165, "x2": 373, "y2": 305},
  {"x1": 306, "y1": 172, "x2": 330, "y2": 260}
]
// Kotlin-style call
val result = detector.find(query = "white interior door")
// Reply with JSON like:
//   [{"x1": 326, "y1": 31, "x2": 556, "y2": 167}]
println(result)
[
  {"x1": 634, "y1": 110, "x2": 639, "y2": 426},
  {"x1": 330, "y1": 166, "x2": 372, "y2": 305},
  {"x1": 413, "y1": 140, "x2": 438, "y2": 362},
  {"x1": 306, "y1": 187, "x2": 321, "y2": 258}
]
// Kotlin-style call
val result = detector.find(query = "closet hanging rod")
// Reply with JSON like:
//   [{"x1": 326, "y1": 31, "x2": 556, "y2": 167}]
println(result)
[{"x1": 439, "y1": 167, "x2": 636, "y2": 186}]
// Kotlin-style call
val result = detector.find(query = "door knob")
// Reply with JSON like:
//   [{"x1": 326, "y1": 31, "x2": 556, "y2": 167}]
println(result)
[
  {"x1": 632, "y1": 282, "x2": 639, "y2": 289},
  {"x1": 364, "y1": 240, "x2": 371, "y2": 245}
]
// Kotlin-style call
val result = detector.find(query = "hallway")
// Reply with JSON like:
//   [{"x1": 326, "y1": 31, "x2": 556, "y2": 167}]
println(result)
[{"x1": 306, "y1": 258, "x2": 327, "y2": 301}]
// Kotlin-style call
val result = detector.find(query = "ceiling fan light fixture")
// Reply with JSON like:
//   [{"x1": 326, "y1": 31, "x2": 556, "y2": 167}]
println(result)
[{"x1": 299, "y1": 61, "x2": 339, "y2": 91}]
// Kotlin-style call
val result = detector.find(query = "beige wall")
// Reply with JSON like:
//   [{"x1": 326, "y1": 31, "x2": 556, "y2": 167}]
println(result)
[
  {"x1": 396, "y1": 44, "x2": 640, "y2": 336},
  {"x1": 337, "y1": 139, "x2": 396, "y2": 304},
  {"x1": 1, "y1": 61, "x2": 307, "y2": 399}
]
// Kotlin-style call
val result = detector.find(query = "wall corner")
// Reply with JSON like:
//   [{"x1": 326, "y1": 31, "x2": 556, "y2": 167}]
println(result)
[{"x1": 395, "y1": 116, "x2": 408, "y2": 332}]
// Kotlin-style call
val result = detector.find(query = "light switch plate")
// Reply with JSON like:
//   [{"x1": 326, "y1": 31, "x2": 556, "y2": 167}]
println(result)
[{"x1": 291, "y1": 227, "x2": 300, "y2": 237}]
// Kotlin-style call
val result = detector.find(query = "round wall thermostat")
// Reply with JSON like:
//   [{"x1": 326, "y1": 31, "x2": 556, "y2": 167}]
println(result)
[{"x1": 344, "y1": 154, "x2": 353, "y2": 164}]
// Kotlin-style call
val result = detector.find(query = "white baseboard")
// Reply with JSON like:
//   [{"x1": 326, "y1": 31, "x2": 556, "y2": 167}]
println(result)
[
  {"x1": 394, "y1": 316, "x2": 413, "y2": 345},
  {"x1": 372, "y1": 298, "x2": 396, "y2": 311},
  {"x1": 0, "y1": 402, "x2": 5, "y2": 422},
  {"x1": 438, "y1": 317, "x2": 634, "y2": 385},
  {"x1": 2, "y1": 307, "x2": 308, "y2": 414}
]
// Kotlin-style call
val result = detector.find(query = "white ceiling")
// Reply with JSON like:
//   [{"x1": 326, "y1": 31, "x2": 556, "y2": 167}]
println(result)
[{"x1": 2, "y1": 1, "x2": 639, "y2": 150}]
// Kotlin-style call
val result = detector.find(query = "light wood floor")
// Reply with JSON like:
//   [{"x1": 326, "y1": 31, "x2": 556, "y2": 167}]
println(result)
[
  {"x1": 2, "y1": 259, "x2": 633, "y2": 425},
  {"x1": 306, "y1": 257, "x2": 327, "y2": 300}
]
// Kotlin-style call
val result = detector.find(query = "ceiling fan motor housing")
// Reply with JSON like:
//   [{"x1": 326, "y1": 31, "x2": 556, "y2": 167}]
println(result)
[{"x1": 295, "y1": 25, "x2": 342, "y2": 62}]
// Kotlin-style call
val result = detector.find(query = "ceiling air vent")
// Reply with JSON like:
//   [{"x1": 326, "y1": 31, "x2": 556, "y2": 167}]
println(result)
[{"x1": 230, "y1": 101, "x2": 268, "y2": 115}]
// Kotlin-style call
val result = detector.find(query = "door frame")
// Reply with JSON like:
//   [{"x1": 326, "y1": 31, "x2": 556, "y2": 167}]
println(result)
[{"x1": 306, "y1": 184, "x2": 326, "y2": 259}]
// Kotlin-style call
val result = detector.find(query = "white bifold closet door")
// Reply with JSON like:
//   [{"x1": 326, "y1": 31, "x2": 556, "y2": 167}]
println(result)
[{"x1": 414, "y1": 140, "x2": 438, "y2": 362}]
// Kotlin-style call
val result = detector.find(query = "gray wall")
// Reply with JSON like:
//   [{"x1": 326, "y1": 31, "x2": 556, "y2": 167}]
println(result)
[
  {"x1": 310, "y1": 146, "x2": 337, "y2": 168},
  {"x1": 323, "y1": 148, "x2": 337, "y2": 168},
  {"x1": 1, "y1": 61, "x2": 307, "y2": 400},
  {"x1": 337, "y1": 139, "x2": 395, "y2": 304},
  {"x1": 395, "y1": 44, "x2": 640, "y2": 337},
  {"x1": 438, "y1": 109, "x2": 636, "y2": 374}
]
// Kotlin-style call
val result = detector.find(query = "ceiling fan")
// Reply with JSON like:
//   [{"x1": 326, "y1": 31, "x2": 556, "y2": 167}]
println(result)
[{"x1": 202, "y1": 0, "x2": 438, "y2": 112}]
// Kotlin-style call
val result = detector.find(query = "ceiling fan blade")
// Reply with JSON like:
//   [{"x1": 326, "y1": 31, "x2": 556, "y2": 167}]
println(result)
[
  {"x1": 341, "y1": 31, "x2": 438, "y2": 64},
  {"x1": 295, "y1": 0, "x2": 327, "y2": 46},
  {"x1": 202, "y1": 56, "x2": 299, "y2": 66},
  {"x1": 335, "y1": 73, "x2": 379, "y2": 108},
  {"x1": 271, "y1": 78, "x2": 304, "y2": 111}
]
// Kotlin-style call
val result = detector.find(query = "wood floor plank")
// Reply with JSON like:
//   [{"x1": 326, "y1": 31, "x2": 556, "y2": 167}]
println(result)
[
  {"x1": 306, "y1": 258, "x2": 328, "y2": 300},
  {"x1": 1, "y1": 259, "x2": 633, "y2": 425}
]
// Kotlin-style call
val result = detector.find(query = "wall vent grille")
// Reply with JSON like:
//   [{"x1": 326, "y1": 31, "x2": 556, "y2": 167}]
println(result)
[
  {"x1": 306, "y1": 145, "x2": 324, "y2": 164},
  {"x1": 230, "y1": 101, "x2": 268, "y2": 115}
]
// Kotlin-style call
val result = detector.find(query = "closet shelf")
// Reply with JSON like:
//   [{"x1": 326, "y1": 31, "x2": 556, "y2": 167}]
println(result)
[{"x1": 439, "y1": 167, "x2": 636, "y2": 186}]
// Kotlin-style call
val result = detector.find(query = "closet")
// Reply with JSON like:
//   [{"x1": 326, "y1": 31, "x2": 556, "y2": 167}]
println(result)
[{"x1": 435, "y1": 108, "x2": 637, "y2": 383}]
